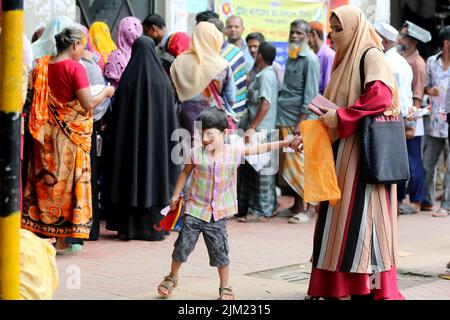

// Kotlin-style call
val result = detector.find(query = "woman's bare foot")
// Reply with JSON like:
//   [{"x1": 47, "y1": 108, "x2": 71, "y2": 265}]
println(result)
[{"x1": 55, "y1": 238, "x2": 70, "y2": 251}]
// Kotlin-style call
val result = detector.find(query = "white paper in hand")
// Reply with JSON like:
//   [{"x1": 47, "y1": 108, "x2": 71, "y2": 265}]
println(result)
[{"x1": 160, "y1": 205, "x2": 171, "y2": 217}]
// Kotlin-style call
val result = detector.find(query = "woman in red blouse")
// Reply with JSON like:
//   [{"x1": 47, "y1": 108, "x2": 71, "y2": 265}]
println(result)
[{"x1": 23, "y1": 27, "x2": 115, "y2": 254}]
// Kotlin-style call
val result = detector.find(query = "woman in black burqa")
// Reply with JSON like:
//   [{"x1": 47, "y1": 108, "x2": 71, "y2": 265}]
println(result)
[{"x1": 105, "y1": 36, "x2": 180, "y2": 241}]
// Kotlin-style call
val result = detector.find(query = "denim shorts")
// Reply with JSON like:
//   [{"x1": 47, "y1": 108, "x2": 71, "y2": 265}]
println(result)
[{"x1": 172, "y1": 214, "x2": 229, "y2": 267}]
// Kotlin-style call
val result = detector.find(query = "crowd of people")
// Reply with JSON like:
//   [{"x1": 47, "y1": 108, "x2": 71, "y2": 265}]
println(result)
[{"x1": 13, "y1": 4, "x2": 450, "y2": 300}]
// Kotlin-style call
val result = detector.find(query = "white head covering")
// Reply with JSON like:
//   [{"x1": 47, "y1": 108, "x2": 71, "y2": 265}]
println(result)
[
  {"x1": 404, "y1": 20, "x2": 432, "y2": 43},
  {"x1": 32, "y1": 16, "x2": 75, "y2": 63},
  {"x1": 375, "y1": 22, "x2": 399, "y2": 42}
]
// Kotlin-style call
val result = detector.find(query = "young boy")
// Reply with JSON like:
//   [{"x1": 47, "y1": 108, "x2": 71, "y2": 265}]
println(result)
[{"x1": 157, "y1": 107, "x2": 295, "y2": 300}]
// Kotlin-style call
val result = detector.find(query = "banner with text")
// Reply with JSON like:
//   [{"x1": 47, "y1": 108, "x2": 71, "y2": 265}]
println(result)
[{"x1": 215, "y1": 0, "x2": 326, "y2": 66}]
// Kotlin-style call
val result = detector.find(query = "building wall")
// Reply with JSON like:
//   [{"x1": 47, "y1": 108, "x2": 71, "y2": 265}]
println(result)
[
  {"x1": 24, "y1": 0, "x2": 76, "y2": 40},
  {"x1": 350, "y1": 0, "x2": 391, "y2": 24}
]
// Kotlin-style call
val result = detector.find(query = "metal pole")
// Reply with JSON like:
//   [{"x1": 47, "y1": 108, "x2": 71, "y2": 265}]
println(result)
[{"x1": 0, "y1": 0, "x2": 24, "y2": 300}]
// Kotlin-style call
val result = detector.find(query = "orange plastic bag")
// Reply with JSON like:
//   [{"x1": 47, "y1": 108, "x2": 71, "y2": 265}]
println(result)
[{"x1": 300, "y1": 120, "x2": 341, "y2": 205}]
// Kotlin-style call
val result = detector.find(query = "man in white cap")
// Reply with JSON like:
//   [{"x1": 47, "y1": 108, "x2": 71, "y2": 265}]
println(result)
[
  {"x1": 375, "y1": 22, "x2": 413, "y2": 118},
  {"x1": 396, "y1": 21, "x2": 430, "y2": 215}
]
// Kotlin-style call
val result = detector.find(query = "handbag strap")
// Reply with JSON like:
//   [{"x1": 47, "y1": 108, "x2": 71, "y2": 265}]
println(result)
[
  {"x1": 209, "y1": 82, "x2": 223, "y2": 110},
  {"x1": 359, "y1": 47, "x2": 380, "y2": 94}
]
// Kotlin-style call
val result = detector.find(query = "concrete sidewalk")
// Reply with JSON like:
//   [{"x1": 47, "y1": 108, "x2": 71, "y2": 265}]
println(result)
[{"x1": 53, "y1": 197, "x2": 450, "y2": 300}]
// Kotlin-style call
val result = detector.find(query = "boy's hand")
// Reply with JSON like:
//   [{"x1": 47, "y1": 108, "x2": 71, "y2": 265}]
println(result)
[
  {"x1": 290, "y1": 135, "x2": 303, "y2": 153},
  {"x1": 244, "y1": 127, "x2": 256, "y2": 145},
  {"x1": 169, "y1": 196, "x2": 180, "y2": 210}
]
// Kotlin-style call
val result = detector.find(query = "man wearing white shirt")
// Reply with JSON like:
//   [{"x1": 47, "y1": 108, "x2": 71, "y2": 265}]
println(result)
[{"x1": 375, "y1": 23, "x2": 414, "y2": 117}]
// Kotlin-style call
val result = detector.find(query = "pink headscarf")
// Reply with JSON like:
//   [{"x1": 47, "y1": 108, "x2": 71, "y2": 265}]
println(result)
[{"x1": 105, "y1": 17, "x2": 143, "y2": 88}]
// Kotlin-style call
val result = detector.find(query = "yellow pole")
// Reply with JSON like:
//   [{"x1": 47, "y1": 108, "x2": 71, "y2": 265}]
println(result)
[{"x1": 0, "y1": 0, "x2": 24, "y2": 300}]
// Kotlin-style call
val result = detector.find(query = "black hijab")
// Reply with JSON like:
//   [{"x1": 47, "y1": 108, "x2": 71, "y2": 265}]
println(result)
[{"x1": 107, "y1": 36, "x2": 180, "y2": 209}]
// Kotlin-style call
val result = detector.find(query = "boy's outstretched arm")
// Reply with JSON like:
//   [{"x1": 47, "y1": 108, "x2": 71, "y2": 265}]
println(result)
[
  {"x1": 243, "y1": 135, "x2": 296, "y2": 156},
  {"x1": 169, "y1": 164, "x2": 194, "y2": 210}
]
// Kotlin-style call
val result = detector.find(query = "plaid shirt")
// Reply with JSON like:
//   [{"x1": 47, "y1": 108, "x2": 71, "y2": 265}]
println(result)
[{"x1": 185, "y1": 145, "x2": 242, "y2": 222}]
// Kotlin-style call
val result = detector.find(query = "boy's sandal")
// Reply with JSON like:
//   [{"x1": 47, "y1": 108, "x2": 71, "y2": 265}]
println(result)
[
  {"x1": 432, "y1": 208, "x2": 449, "y2": 218},
  {"x1": 219, "y1": 287, "x2": 235, "y2": 300},
  {"x1": 157, "y1": 276, "x2": 178, "y2": 297}
]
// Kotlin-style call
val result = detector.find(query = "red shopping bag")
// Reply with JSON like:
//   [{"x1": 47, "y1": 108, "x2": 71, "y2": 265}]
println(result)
[{"x1": 155, "y1": 196, "x2": 184, "y2": 232}]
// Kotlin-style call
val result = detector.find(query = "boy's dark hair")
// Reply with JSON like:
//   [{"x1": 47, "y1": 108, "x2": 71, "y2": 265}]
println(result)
[
  {"x1": 196, "y1": 107, "x2": 228, "y2": 131},
  {"x1": 290, "y1": 19, "x2": 311, "y2": 33},
  {"x1": 208, "y1": 18, "x2": 225, "y2": 34},
  {"x1": 258, "y1": 42, "x2": 277, "y2": 65},
  {"x1": 246, "y1": 32, "x2": 265, "y2": 44},
  {"x1": 196, "y1": 10, "x2": 219, "y2": 24},
  {"x1": 142, "y1": 14, "x2": 166, "y2": 29},
  {"x1": 439, "y1": 26, "x2": 450, "y2": 46}
]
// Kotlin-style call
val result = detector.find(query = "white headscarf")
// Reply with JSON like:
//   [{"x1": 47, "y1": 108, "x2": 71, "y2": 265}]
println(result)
[{"x1": 32, "y1": 16, "x2": 75, "y2": 63}]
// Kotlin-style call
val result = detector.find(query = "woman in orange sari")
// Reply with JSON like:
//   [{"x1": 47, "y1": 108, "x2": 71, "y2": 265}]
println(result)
[{"x1": 22, "y1": 27, "x2": 115, "y2": 254}]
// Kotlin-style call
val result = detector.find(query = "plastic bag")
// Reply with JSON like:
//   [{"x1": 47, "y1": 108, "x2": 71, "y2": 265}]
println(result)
[{"x1": 300, "y1": 120, "x2": 341, "y2": 205}]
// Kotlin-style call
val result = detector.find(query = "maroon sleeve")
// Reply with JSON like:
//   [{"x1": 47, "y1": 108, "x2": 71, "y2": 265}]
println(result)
[
  {"x1": 72, "y1": 61, "x2": 90, "y2": 91},
  {"x1": 336, "y1": 81, "x2": 392, "y2": 138}
]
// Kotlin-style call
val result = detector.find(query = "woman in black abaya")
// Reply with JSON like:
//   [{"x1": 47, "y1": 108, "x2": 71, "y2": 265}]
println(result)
[{"x1": 105, "y1": 36, "x2": 180, "y2": 241}]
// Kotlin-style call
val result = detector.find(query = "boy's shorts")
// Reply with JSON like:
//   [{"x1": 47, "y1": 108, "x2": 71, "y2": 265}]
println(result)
[{"x1": 172, "y1": 214, "x2": 229, "y2": 268}]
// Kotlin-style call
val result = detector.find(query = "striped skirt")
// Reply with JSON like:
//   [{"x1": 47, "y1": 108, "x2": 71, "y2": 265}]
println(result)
[{"x1": 308, "y1": 132, "x2": 402, "y2": 298}]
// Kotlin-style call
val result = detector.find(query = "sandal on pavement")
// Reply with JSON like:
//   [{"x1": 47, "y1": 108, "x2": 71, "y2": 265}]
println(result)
[
  {"x1": 256, "y1": 216, "x2": 270, "y2": 223},
  {"x1": 56, "y1": 244, "x2": 83, "y2": 256},
  {"x1": 398, "y1": 203, "x2": 419, "y2": 215},
  {"x1": 219, "y1": 287, "x2": 235, "y2": 300},
  {"x1": 237, "y1": 213, "x2": 258, "y2": 223},
  {"x1": 157, "y1": 275, "x2": 178, "y2": 298},
  {"x1": 421, "y1": 204, "x2": 434, "y2": 211},
  {"x1": 432, "y1": 208, "x2": 449, "y2": 218},
  {"x1": 439, "y1": 271, "x2": 450, "y2": 280},
  {"x1": 288, "y1": 213, "x2": 310, "y2": 224}
]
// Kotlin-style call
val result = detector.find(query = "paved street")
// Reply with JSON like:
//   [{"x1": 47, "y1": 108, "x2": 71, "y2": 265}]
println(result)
[{"x1": 54, "y1": 196, "x2": 450, "y2": 300}]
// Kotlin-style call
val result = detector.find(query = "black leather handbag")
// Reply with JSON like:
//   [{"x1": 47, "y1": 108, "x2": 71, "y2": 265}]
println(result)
[{"x1": 359, "y1": 48, "x2": 410, "y2": 185}]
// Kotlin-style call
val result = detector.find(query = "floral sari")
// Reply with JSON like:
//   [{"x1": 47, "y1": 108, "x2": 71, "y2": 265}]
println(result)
[{"x1": 22, "y1": 56, "x2": 93, "y2": 239}]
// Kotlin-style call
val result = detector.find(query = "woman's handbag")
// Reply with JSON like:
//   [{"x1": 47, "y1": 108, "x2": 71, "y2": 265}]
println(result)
[{"x1": 359, "y1": 48, "x2": 410, "y2": 184}]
